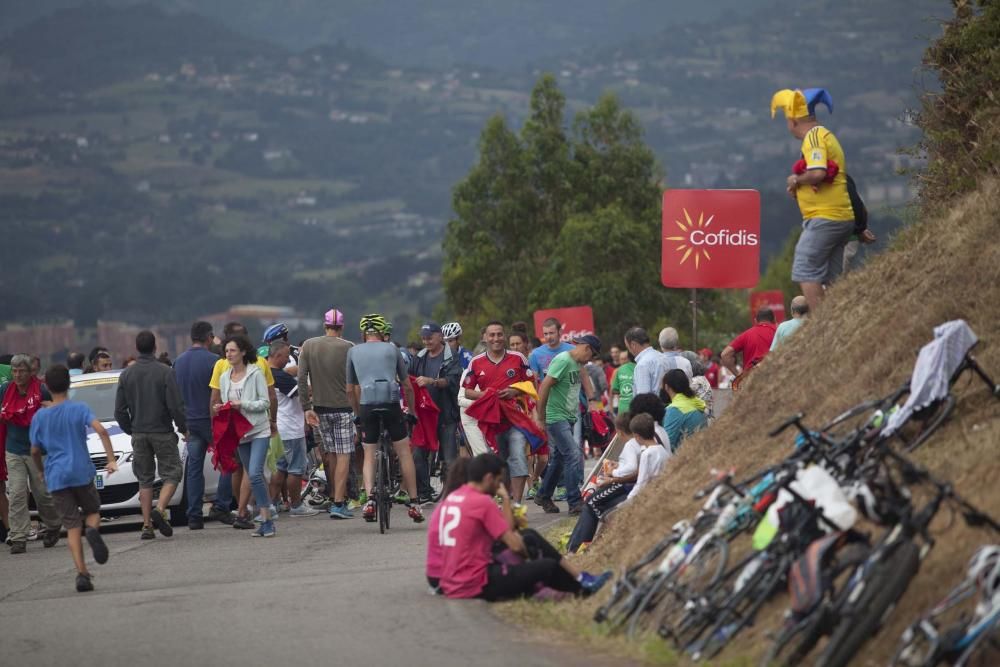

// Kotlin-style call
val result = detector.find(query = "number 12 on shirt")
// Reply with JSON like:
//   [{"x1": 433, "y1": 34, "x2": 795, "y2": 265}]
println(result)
[{"x1": 438, "y1": 506, "x2": 461, "y2": 547}]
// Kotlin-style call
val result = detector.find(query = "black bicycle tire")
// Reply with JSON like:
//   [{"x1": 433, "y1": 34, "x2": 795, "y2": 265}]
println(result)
[
  {"x1": 668, "y1": 548, "x2": 762, "y2": 649},
  {"x1": 626, "y1": 571, "x2": 672, "y2": 638},
  {"x1": 595, "y1": 534, "x2": 682, "y2": 627},
  {"x1": 656, "y1": 537, "x2": 730, "y2": 639},
  {"x1": 902, "y1": 395, "x2": 956, "y2": 452},
  {"x1": 696, "y1": 554, "x2": 787, "y2": 661},
  {"x1": 818, "y1": 540, "x2": 921, "y2": 667},
  {"x1": 377, "y1": 446, "x2": 388, "y2": 534},
  {"x1": 762, "y1": 541, "x2": 872, "y2": 667},
  {"x1": 383, "y1": 443, "x2": 393, "y2": 530},
  {"x1": 761, "y1": 615, "x2": 826, "y2": 667}
]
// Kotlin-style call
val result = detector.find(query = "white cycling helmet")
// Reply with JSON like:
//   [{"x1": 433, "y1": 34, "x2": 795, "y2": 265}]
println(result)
[
  {"x1": 441, "y1": 322, "x2": 463, "y2": 340},
  {"x1": 968, "y1": 545, "x2": 1000, "y2": 600}
]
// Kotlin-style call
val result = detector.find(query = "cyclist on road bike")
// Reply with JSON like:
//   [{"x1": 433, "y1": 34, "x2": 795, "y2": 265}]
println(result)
[{"x1": 346, "y1": 314, "x2": 424, "y2": 524}]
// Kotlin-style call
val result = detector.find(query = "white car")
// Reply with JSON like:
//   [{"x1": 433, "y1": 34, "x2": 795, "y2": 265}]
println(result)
[{"x1": 66, "y1": 370, "x2": 222, "y2": 525}]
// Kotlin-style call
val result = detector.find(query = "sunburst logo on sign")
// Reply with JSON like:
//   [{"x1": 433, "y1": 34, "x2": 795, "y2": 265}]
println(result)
[{"x1": 665, "y1": 208, "x2": 714, "y2": 270}]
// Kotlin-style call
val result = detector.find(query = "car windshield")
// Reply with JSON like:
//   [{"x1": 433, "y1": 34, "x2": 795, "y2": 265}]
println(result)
[{"x1": 69, "y1": 379, "x2": 118, "y2": 422}]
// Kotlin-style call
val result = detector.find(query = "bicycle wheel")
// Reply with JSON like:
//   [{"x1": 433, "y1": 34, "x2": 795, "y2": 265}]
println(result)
[
  {"x1": 376, "y1": 448, "x2": 389, "y2": 534},
  {"x1": 694, "y1": 553, "x2": 787, "y2": 661},
  {"x1": 818, "y1": 539, "x2": 921, "y2": 667},
  {"x1": 655, "y1": 537, "x2": 730, "y2": 639},
  {"x1": 901, "y1": 396, "x2": 956, "y2": 452},
  {"x1": 594, "y1": 533, "x2": 682, "y2": 628},
  {"x1": 382, "y1": 446, "x2": 394, "y2": 531},
  {"x1": 761, "y1": 614, "x2": 827, "y2": 667},
  {"x1": 626, "y1": 571, "x2": 674, "y2": 638}
]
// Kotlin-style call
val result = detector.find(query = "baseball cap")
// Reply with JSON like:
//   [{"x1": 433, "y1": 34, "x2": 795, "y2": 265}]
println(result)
[
  {"x1": 699, "y1": 347, "x2": 713, "y2": 358},
  {"x1": 573, "y1": 334, "x2": 602, "y2": 355},
  {"x1": 420, "y1": 322, "x2": 442, "y2": 336},
  {"x1": 324, "y1": 309, "x2": 344, "y2": 327}
]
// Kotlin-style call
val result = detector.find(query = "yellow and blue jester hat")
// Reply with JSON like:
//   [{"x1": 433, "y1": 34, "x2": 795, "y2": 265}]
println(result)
[{"x1": 771, "y1": 88, "x2": 833, "y2": 119}]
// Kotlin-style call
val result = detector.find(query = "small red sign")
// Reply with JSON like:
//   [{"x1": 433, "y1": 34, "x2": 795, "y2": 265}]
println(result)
[
  {"x1": 750, "y1": 290, "x2": 786, "y2": 324},
  {"x1": 661, "y1": 189, "x2": 761, "y2": 289},
  {"x1": 533, "y1": 306, "x2": 595, "y2": 342}
]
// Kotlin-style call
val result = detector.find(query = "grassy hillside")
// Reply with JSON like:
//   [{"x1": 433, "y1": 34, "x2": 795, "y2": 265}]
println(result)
[{"x1": 513, "y1": 179, "x2": 1000, "y2": 664}]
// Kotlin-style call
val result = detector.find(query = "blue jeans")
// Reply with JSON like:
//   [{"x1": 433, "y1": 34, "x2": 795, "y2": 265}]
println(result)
[
  {"x1": 185, "y1": 421, "x2": 211, "y2": 519},
  {"x1": 238, "y1": 437, "x2": 271, "y2": 511},
  {"x1": 538, "y1": 421, "x2": 583, "y2": 508},
  {"x1": 216, "y1": 472, "x2": 234, "y2": 511}
]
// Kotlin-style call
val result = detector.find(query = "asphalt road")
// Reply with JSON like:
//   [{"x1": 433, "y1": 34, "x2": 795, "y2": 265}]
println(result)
[{"x1": 0, "y1": 503, "x2": 581, "y2": 667}]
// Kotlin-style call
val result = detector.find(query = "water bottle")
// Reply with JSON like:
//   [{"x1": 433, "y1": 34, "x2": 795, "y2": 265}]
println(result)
[
  {"x1": 715, "y1": 502, "x2": 738, "y2": 531},
  {"x1": 734, "y1": 553, "x2": 764, "y2": 593}
]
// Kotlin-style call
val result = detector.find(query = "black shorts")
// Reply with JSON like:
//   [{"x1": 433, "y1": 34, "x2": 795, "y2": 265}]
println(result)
[
  {"x1": 51, "y1": 483, "x2": 101, "y2": 530},
  {"x1": 358, "y1": 403, "x2": 408, "y2": 444}
]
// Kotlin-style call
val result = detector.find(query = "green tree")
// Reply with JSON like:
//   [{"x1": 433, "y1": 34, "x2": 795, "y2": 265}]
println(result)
[
  {"x1": 444, "y1": 75, "x2": 748, "y2": 346},
  {"x1": 443, "y1": 114, "x2": 533, "y2": 320},
  {"x1": 915, "y1": 0, "x2": 1000, "y2": 209}
]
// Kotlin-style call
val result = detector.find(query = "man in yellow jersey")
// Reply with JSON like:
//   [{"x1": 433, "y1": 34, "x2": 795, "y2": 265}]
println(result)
[
  {"x1": 771, "y1": 88, "x2": 856, "y2": 312},
  {"x1": 208, "y1": 321, "x2": 277, "y2": 526}
]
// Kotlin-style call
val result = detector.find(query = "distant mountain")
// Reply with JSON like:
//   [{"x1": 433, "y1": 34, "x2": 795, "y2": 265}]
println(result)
[
  {"x1": 0, "y1": 1, "x2": 939, "y2": 331},
  {"x1": 1, "y1": 0, "x2": 750, "y2": 68},
  {"x1": 0, "y1": 4, "x2": 282, "y2": 92}
]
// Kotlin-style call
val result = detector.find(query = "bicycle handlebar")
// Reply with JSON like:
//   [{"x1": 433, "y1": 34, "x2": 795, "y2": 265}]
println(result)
[{"x1": 769, "y1": 412, "x2": 805, "y2": 438}]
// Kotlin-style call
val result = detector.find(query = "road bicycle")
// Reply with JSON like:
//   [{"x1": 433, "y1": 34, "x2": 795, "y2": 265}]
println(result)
[
  {"x1": 624, "y1": 469, "x2": 776, "y2": 639},
  {"x1": 369, "y1": 408, "x2": 399, "y2": 534},
  {"x1": 891, "y1": 545, "x2": 1000, "y2": 667},
  {"x1": 763, "y1": 445, "x2": 1000, "y2": 667}
]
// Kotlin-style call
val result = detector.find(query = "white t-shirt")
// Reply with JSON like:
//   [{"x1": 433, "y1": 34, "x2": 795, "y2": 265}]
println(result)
[
  {"x1": 628, "y1": 444, "x2": 671, "y2": 500},
  {"x1": 615, "y1": 424, "x2": 670, "y2": 479},
  {"x1": 276, "y1": 386, "x2": 305, "y2": 440},
  {"x1": 614, "y1": 438, "x2": 642, "y2": 479},
  {"x1": 227, "y1": 376, "x2": 246, "y2": 404}
]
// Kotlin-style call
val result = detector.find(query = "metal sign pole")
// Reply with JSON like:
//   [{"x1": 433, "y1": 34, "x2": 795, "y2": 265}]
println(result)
[{"x1": 690, "y1": 288, "x2": 698, "y2": 349}]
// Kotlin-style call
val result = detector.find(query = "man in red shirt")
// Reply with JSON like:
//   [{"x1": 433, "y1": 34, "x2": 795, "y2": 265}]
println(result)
[
  {"x1": 721, "y1": 308, "x2": 778, "y2": 378},
  {"x1": 463, "y1": 321, "x2": 535, "y2": 503},
  {"x1": 436, "y1": 453, "x2": 611, "y2": 600}
]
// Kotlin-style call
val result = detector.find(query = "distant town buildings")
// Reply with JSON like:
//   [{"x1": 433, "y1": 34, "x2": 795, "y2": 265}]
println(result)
[{"x1": 0, "y1": 306, "x2": 322, "y2": 368}]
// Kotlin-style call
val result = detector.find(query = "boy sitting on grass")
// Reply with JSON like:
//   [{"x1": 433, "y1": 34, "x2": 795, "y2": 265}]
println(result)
[{"x1": 30, "y1": 365, "x2": 118, "y2": 592}]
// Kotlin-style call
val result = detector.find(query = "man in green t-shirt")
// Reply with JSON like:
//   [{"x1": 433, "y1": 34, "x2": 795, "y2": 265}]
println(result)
[
  {"x1": 534, "y1": 335, "x2": 602, "y2": 514},
  {"x1": 610, "y1": 350, "x2": 636, "y2": 415}
]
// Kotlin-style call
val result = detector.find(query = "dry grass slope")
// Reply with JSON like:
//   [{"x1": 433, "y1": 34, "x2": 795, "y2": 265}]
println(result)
[{"x1": 528, "y1": 180, "x2": 1000, "y2": 665}]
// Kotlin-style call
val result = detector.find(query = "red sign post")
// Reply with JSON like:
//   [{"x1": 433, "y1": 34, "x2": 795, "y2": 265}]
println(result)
[
  {"x1": 749, "y1": 290, "x2": 786, "y2": 324},
  {"x1": 533, "y1": 306, "x2": 595, "y2": 342}
]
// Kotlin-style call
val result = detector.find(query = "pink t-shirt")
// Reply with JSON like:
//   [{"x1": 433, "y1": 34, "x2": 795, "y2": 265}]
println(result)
[
  {"x1": 426, "y1": 504, "x2": 444, "y2": 579},
  {"x1": 438, "y1": 484, "x2": 510, "y2": 598}
]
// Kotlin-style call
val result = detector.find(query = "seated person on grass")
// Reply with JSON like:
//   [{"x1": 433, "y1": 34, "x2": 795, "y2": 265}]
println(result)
[
  {"x1": 623, "y1": 413, "x2": 671, "y2": 504},
  {"x1": 567, "y1": 412, "x2": 637, "y2": 553},
  {"x1": 431, "y1": 453, "x2": 612, "y2": 601}
]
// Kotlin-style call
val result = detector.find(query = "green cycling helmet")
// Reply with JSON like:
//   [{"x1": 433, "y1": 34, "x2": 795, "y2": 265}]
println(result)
[{"x1": 359, "y1": 313, "x2": 389, "y2": 334}]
